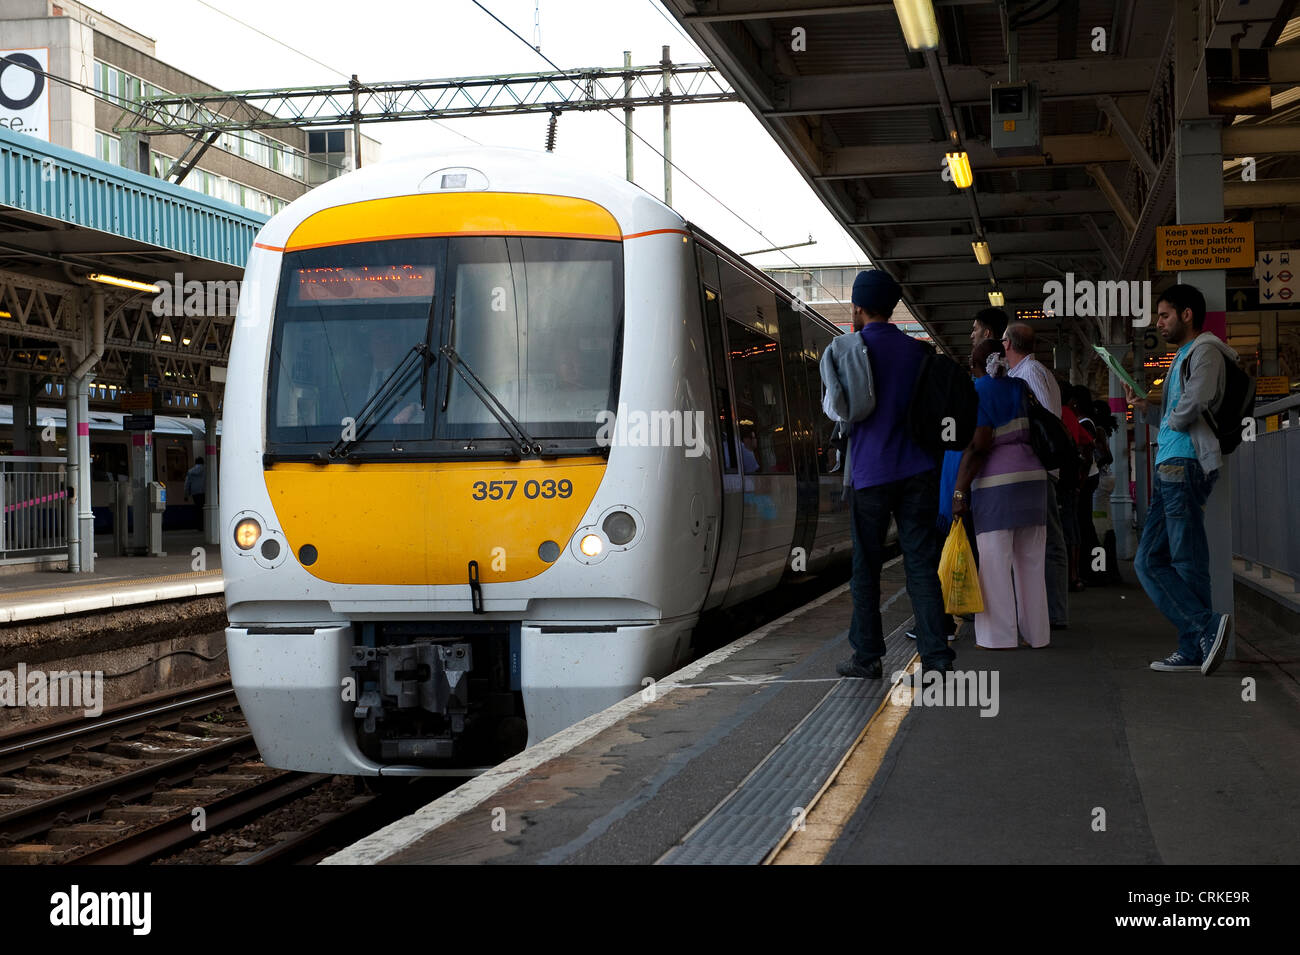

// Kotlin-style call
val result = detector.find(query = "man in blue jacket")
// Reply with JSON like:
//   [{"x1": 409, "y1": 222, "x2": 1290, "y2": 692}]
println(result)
[{"x1": 836, "y1": 271, "x2": 954, "y2": 679}]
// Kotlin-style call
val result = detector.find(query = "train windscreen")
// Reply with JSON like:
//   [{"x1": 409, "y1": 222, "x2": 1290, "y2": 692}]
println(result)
[{"x1": 266, "y1": 236, "x2": 623, "y2": 455}]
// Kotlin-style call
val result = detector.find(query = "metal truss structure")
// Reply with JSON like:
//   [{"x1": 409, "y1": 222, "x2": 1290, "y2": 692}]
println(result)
[
  {"x1": 0, "y1": 269, "x2": 226, "y2": 409},
  {"x1": 117, "y1": 61, "x2": 737, "y2": 136}
]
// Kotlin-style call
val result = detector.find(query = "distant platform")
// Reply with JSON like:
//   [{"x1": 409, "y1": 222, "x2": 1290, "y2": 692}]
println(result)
[{"x1": 0, "y1": 531, "x2": 222, "y2": 624}]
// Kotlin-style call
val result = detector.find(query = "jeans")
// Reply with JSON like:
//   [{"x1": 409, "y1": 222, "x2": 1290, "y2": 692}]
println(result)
[
  {"x1": 849, "y1": 469, "x2": 955, "y2": 672},
  {"x1": 1134, "y1": 457, "x2": 1218, "y2": 660}
]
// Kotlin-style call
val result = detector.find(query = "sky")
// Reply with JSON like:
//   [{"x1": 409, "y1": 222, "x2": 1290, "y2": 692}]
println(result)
[{"x1": 83, "y1": 0, "x2": 869, "y2": 287}]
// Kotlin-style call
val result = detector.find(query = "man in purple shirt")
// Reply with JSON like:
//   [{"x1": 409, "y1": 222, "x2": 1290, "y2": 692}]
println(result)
[{"x1": 836, "y1": 270, "x2": 954, "y2": 679}]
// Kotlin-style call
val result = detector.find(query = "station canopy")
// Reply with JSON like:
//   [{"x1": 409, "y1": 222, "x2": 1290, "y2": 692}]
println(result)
[
  {"x1": 666, "y1": 0, "x2": 1300, "y2": 364},
  {"x1": 0, "y1": 127, "x2": 266, "y2": 407}
]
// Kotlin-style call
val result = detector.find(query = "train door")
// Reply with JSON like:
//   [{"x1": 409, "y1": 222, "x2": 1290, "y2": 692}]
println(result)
[
  {"x1": 775, "y1": 297, "x2": 820, "y2": 578},
  {"x1": 164, "y1": 444, "x2": 188, "y2": 486},
  {"x1": 716, "y1": 260, "x2": 798, "y2": 606},
  {"x1": 696, "y1": 246, "x2": 742, "y2": 612},
  {"x1": 801, "y1": 326, "x2": 854, "y2": 569}
]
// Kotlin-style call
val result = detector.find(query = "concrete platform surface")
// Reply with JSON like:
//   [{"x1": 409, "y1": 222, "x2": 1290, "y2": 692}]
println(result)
[
  {"x1": 0, "y1": 531, "x2": 222, "y2": 623},
  {"x1": 325, "y1": 560, "x2": 1300, "y2": 866}
]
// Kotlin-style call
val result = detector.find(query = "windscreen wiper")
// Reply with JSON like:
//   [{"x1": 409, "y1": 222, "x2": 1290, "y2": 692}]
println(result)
[
  {"x1": 439, "y1": 343, "x2": 541, "y2": 457},
  {"x1": 329, "y1": 343, "x2": 433, "y2": 458}
]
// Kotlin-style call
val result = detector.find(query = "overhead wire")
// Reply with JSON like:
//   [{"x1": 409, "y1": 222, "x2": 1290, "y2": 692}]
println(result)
[
  {"x1": 468, "y1": 0, "x2": 852, "y2": 311},
  {"x1": 646, "y1": 0, "x2": 707, "y2": 57},
  {"x1": 183, "y1": 0, "x2": 481, "y2": 146}
]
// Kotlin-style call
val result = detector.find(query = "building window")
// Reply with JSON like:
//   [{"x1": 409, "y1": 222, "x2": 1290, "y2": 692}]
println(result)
[
  {"x1": 95, "y1": 131, "x2": 121, "y2": 165},
  {"x1": 93, "y1": 60, "x2": 308, "y2": 183},
  {"x1": 307, "y1": 129, "x2": 349, "y2": 184}
]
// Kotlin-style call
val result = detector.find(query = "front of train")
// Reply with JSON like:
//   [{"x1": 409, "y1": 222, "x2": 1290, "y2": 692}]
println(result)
[{"x1": 222, "y1": 148, "x2": 716, "y2": 774}]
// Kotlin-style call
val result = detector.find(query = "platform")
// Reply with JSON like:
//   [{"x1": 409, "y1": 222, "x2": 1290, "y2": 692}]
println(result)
[
  {"x1": 0, "y1": 531, "x2": 222, "y2": 624},
  {"x1": 325, "y1": 557, "x2": 1300, "y2": 866}
]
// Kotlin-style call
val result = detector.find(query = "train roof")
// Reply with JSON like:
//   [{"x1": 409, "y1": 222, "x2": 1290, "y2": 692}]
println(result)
[{"x1": 252, "y1": 146, "x2": 686, "y2": 251}]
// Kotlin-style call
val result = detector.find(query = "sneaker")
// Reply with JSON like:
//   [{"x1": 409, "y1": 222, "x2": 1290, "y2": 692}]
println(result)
[
  {"x1": 1200, "y1": 614, "x2": 1230, "y2": 676},
  {"x1": 1149, "y1": 651, "x2": 1200, "y2": 672},
  {"x1": 836, "y1": 657, "x2": 882, "y2": 679}
]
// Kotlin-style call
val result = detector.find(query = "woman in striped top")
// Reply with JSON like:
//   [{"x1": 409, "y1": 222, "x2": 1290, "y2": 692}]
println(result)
[{"x1": 952, "y1": 340, "x2": 1051, "y2": 649}]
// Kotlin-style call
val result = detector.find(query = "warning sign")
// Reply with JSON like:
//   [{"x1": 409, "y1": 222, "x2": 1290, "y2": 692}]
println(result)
[
  {"x1": 1156, "y1": 222, "x2": 1254, "y2": 271},
  {"x1": 1255, "y1": 375, "x2": 1290, "y2": 397}
]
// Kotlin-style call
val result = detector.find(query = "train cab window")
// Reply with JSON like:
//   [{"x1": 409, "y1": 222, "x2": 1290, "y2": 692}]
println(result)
[
  {"x1": 266, "y1": 233, "x2": 622, "y2": 457},
  {"x1": 726, "y1": 321, "x2": 792, "y2": 474},
  {"x1": 267, "y1": 238, "x2": 439, "y2": 449},
  {"x1": 437, "y1": 236, "x2": 623, "y2": 442}
]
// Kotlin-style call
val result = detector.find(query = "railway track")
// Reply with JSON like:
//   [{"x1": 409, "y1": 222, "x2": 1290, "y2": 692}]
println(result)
[
  {"x1": 0, "y1": 679, "x2": 269, "y2": 863},
  {"x1": 0, "y1": 678, "x2": 477, "y2": 865}
]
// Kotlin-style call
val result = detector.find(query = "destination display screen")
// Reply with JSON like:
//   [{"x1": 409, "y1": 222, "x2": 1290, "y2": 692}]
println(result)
[{"x1": 291, "y1": 265, "x2": 436, "y2": 304}]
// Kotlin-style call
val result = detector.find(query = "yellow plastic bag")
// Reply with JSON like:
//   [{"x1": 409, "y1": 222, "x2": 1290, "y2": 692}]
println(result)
[{"x1": 938, "y1": 518, "x2": 984, "y2": 615}]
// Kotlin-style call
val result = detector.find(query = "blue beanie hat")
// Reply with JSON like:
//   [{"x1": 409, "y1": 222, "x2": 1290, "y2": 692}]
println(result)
[{"x1": 851, "y1": 269, "x2": 901, "y2": 316}]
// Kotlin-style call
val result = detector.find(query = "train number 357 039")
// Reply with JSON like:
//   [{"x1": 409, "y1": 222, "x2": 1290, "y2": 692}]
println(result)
[{"x1": 471, "y1": 479, "x2": 574, "y2": 501}]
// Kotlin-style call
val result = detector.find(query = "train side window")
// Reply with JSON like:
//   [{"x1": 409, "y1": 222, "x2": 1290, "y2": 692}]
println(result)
[
  {"x1": 727, "y1": 320, "x2": 792, "y2": 474},
  {"x1": 803, "y1": 329, "x2": 839, "y2": 474},
  {"x1": 719, "y1": 261, "x2": 779, "y2": 339}
]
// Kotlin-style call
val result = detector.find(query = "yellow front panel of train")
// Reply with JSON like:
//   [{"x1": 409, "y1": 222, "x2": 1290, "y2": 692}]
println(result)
[
  {"x1": 285, "y1": 192, "x2": 622, "y2": 250},
  {"x1": 265, "y1": 458, "x2": 606, "y2": 585}
]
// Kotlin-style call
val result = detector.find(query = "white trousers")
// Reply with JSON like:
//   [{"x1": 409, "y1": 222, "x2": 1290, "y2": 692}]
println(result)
[{"x1": 974, "y1": 524, "x2": 1050, "y2": 649}]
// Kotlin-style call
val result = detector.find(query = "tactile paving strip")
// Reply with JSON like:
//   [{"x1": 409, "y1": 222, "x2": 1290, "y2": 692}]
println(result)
[{"x1": 659, "y1": 624, "x2": 916, "y2": 865}]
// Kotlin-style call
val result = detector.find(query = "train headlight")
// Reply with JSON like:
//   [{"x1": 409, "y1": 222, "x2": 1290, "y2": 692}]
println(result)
[
  {"x1": 602, "y1": 511, "x2": 637, "y2": 545},
  {"x1": 234, "y1": 518, "x2": 262, "y2": 550},
  {"x1": 579, "y1": 534, "x2": 603, "y2": 557}
]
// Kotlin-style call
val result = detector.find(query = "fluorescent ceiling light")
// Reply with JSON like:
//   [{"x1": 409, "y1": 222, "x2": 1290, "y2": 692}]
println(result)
[
  {"x1": 945, "y1": 151, "x2": 973, "y2": 188},
  {"x1": 87, "y1": 273, "x2": 161, "y2": 293},
  {"x1": 972, "y1": 241, "x2": 992, "y2": 265},
  {"x1": 894, "y1": 0, "x2": 940, "y2": 51},
  {"x1": 988, "y1": 290, "x2": 1005, "y2": 307}
]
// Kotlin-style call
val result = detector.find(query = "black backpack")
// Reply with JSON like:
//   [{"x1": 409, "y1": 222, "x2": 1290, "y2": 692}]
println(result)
[
  {"x1": 907, "y1": 345, "x2": 977, "y2": 459},
  {"x1": 1182, "y1": 347, "x2": 1256, "y2": 455},
  {"x1": 1020, "y1": 381, "x2": 1078, "y2": 489}
]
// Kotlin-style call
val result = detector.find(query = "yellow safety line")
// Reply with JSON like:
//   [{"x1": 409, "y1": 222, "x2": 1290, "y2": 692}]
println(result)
[
  {"x1": 0, "y1": 570, "x2": 222, "y2": 603},
  {"x1": 764, "y1": 655, "x2": 919, "y2": 865}
]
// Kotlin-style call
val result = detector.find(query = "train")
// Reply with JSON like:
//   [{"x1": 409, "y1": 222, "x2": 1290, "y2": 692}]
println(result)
[
  {"x1": 222, "y1": 146, "x2": 855, "y2": 776},
  {"x1": 0, "y1": 407, "x2": 211, "y2": 532}
]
